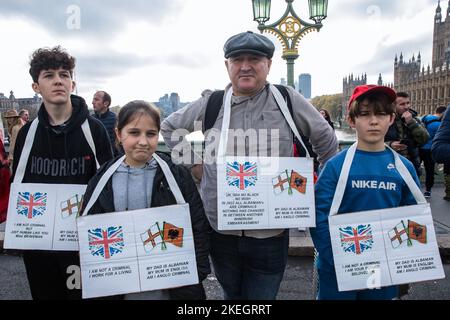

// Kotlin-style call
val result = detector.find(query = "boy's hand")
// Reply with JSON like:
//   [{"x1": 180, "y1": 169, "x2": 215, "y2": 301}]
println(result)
[{"x1": 391, "y1": 141, "x2": 408, "y2": 152}]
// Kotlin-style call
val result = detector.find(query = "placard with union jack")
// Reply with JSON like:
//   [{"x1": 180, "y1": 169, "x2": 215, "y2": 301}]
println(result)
[
  {"x1": 77, "y1": 204, "x2": 198, "y2": 299},
  {"x1": 16, "y1": 191, "x2": 47, "y2": 219},
  {"x1": 88, "y1": 226, "x2": 125, "y2": 259},
  {"x1": 217, "y1": 156, "x2": 315, "y2": 230},
  {"x1": 330, "y1": 203, "x2": 445, "y2": 292},
  {"x1": 339, "y1": 224, "x2": 374, "y2": 255},
  {"x1": 5, "y1": 183, "x2": 87, "y2": 251},
  {"x1": 226, "y1": 161, "x2": 257, "y2": 190}
]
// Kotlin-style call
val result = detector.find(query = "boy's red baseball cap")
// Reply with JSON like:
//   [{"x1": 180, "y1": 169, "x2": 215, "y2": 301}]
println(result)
[{"x1": 348, "y1": 85, "x2": 396, "y2": 110}]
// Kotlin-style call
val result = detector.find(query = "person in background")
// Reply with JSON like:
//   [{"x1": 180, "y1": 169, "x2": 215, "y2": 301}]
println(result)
[
  {"x1": 385, "y1": 92, "x2": 429, "y2": 177},
  {"x1": 19, "y1": 109, "x2": 30, "y2": 124},
  {"x1": 3, "y1": 109, "x2": 24, "y2": 168},
  {"x1": 92, "y1": 90, "x2": 119, "y2": 156},
  {"x1": 320, "y1": 109, "x2": 334, "y2": 130},
  {"x1": 0, "y1": 138, "x2": 10, "y2": 223},
  {"x1": 419, "y1": 106, "x2": 447, "y2": 198},
  {"x1": 432, "y1": 105, "x2": 450, "y2": 201}
]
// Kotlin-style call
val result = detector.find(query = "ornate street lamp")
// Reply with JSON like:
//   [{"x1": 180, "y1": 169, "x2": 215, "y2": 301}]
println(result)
[{"x1": 252, "y1": 0, "x2": 328, "y2": 87}]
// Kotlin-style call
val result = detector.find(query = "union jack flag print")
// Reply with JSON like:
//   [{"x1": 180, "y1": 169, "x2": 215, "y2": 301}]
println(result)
[
  {"x1": 226, "y1": 161, "x2": 257, "y2": 190},
  {"x1": 339, "y1": 224, "x2": 373, "y2": 255},
  {"x1": 88, "y1": 226, "x2": 124, "y2": 259},
  {"x1": 16, "y1": 192, "x2": 47, "y2": 219}
]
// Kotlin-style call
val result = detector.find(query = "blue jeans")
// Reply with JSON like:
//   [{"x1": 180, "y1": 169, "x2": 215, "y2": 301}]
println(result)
[
  {"x1": 210, "y1": 230, "x2": 289, "y2": 300},
  {"x1": 317, "y1": 268, "x2": 399, "y2": 300}
]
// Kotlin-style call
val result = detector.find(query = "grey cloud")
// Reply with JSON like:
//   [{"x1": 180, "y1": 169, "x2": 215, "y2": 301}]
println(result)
[
  {"x1": 331, "y1": 0, "x2": 437, "y2": 20},
  {"x1": 352, "y1": 32, "x2": 431, "y2": 79},
  {"x1": 0, "y1": 0, "x2": 183, "y2": 37},
  {"x1": 72, "y1": 50, "x2": 209, "y2": 88},
  {"x1": 163, "y1": 54, "x2": 211, "y2": 69},
  {"x1": 75, "y1": 53, "x2": 152, "y2": 82}
]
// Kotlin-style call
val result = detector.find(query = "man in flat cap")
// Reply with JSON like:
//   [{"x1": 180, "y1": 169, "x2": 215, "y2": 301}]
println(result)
[{"x1": 161, "y1": 31, "x2": 338, "y2": 300}]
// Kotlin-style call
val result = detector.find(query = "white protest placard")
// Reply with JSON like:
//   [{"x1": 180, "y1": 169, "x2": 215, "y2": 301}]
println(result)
[
  {"x1": 330, "y1": 203, "x2": 445, "y2": 291},
  {"x1": 4, "y1": 118, "x2": 98, "y2": 251},
  {"x1": 329, "y1": 143, "x2": 445, "y2": 292},
  {"x1": 4, "y1": 183, "x2": 85, "y2": 251},
  {"x1": 215, "y1": 84, "x2": 316, "y2": 231},
  {"x1": 77, "y1": 204, "x2": 199, "y2": 299},
  {"x1": 217, "y1": 156, "x2": 315, "y2": 230},
  {"x1": 330, "y1": 209, "x2": 398, "y2": 291}
]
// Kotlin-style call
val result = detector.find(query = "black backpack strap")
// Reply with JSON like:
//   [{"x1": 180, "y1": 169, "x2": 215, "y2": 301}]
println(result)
[
  {"x1": 203, "y1": 90, "x2": 225, "y2": 132},
  {"x1": 274, "y1": 85, "x2": 318, "y2": 166},
  {"x1": 274, "y1": 84, "x2": 292, "y2": 114}
]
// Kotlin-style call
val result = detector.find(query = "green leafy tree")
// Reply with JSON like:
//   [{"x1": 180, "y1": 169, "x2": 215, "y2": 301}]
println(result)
[{"x1": 311, "y1": 93, "x2": 342, "y2": 121}]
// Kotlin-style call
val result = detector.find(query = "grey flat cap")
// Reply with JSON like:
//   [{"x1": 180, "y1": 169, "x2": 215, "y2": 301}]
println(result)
[{"x1": 224, "y1": 31, "x2": 275, "y2": 59}]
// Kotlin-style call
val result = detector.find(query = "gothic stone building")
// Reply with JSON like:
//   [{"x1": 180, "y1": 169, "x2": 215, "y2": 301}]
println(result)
[
  {"x1": 343, "y1": 1, "x2": 450, "y2": 117},
  {"x1": 395, "y1": 1, "x2": 450, "y2": 115},
  {"x1": 342, "y1": 73, "x2": 393, "y2": 120}
]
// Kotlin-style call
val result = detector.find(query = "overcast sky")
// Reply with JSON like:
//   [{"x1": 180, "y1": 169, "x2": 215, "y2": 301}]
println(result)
[{"x1": 0, "y1": 0, "x2": 443, "y2": 107}]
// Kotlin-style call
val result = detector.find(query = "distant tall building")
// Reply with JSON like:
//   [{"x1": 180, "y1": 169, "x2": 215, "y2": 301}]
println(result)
[
  {"x1": 280, "y1": 78, "x2": 287, "y2": 86},
  {"x1": 154, "y1": 92, "x2": 188, "y2": 119},
  {"x1": 169, "y1": 93, "x2": 180, "y2": 112},
  {"x1": 393, "y1": 1, "x2": 450, "y2": 115},
  {"x1": 298, "y1": 74, "x2": 311, "y2": 99}
]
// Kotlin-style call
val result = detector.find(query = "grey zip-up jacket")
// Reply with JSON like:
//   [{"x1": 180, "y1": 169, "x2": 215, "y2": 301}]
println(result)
[{"x1": 161, "y1": 83, "x2": 338, "y2": 239}]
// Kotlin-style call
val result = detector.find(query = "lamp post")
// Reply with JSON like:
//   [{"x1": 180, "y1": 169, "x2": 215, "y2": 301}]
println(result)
[{"x1": 252, "y1": 0, "x2": 328, "y2": 87}]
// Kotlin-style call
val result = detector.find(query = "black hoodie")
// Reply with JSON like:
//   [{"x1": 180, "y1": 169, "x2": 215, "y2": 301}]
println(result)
[{"x1": 12, "y1": 95, "x2": 113, "y2": 184}]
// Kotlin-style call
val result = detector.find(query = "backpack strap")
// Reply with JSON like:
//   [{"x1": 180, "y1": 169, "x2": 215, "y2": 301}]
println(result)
[
  {"x1": 274, "y1": 85, "x2": 318, "y2": 165},
  {"x1": 203, "y1": 90, "x2": 225, "y2": 132},
  {"x1": 274, "y1": 84, "x2": 291, "y2": 113}
]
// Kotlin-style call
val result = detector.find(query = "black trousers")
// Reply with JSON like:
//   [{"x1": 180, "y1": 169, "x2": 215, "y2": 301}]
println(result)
[
  {"x1": 22, "y1": 250, "x2": 81, "y2": 300},
  {"x1": 419, "y1": 149, "x2": 435, "y2": 191}
]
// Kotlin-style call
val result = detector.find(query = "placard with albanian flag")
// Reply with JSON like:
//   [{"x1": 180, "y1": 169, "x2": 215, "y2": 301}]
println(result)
[
  {"x1": 77, "y1": 204, "x2": 198, "y2": 299},
  {"x1": 217, "y1": 156, "x2": 315, "y2": 230},
  {"x1": 4, "y1": 183, "x2": 86, "y2": 251},
  {"x1": 329, "y1": 203, "x2": 445, "y2": 292}
]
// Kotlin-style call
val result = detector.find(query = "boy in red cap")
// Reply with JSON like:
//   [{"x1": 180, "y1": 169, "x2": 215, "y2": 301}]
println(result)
[{"x1": 310, "y1": 85, "x2": 421, "y2": 300}]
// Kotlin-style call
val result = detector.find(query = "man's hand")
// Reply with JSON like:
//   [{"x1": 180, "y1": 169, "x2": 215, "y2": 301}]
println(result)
[
  {"x1": 391, "y1": 141, "x2": 408, "y2": 152},
  {"x1": 191, "y1": 164, "x2": 203, "y2": 181},
  {"x1": 401, "y1": 111, "x2": 414, "y2": 124}
]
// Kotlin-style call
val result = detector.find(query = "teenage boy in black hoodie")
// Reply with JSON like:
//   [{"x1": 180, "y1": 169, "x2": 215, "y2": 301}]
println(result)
[{"x1": 12, "y1": 46, "x2": 113, "y2": 300}]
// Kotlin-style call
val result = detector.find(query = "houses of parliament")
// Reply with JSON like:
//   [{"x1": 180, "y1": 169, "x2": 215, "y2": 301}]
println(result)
[{"x1": 343, "y1": 1, "x2": 450, "y2": 117}]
